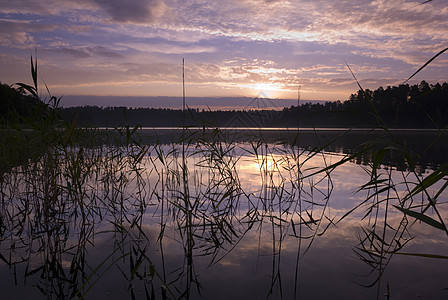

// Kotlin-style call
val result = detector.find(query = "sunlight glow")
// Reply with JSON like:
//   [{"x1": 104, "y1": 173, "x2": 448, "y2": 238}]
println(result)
[
  {"x1": 242, "y1": 82, "x2": 285, "y2": 98},
  {"x1": 239, "y1": 154, "x2": 283, "y2": 177}
]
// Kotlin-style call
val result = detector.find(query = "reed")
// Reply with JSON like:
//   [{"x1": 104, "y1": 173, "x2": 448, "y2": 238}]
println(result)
[{"x1": 0, "y1": 54, "x2": 446, "y2": 299}]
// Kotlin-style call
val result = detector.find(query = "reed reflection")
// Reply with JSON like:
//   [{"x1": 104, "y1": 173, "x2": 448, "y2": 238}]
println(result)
[{"x1": 0, "y1": 127, "x2": 447, "y2": 299}]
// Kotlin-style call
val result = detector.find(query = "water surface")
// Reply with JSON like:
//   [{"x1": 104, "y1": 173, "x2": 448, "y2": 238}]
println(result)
[{"x1": 1, "y1": 129, "x2": 447, "y2": 299}]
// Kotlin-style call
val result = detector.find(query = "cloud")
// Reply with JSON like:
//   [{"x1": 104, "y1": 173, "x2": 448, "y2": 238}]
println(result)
[
  {"x1": 90, "y1": 0, "x2": 170, "y2": 24},
  {"x1": 0, "y1": 31, "x2": 33, "y2": 48},
  {"x1": 45, "y1": 47, "x2": 91, "y2": 58},
  {"x1": 302, "y1": 65, "x2": 336, "y2": 72},
  {"x1": 67, "y1": 25, "x2": 92, "y2": 33},
  {"x1": 43, "y1": 45, "x2": 125, "y2": 59},
  {"x1": 0, "y1": 0, "x2": 447, "y2": 101},
  {"x1": 292, "y1": 0, "x2": 448, "y2": 63},
  {"x1": 0, "y1": 0, "x2": 97, "y2": 16},
  {"x1": 170, "y1": 0, "x2": 448, "y2": 64},
  {"x1": 0, "y1": 19, "x2": 59, "y2": 33},
  {"x1": 48, "y1": 40, "x2": 71, "y2": 47},
  {"x1": 0, "y1": 19, "x2": 58, "y2": 47},
  {"x1": 0, "y1": 0, "x2": 54, "y2": 15},
  {"x1": 118, "y1": 42, "x2": 216, "y2": 54},
  {"x1": 95, "y1": 50, "x2": 124, "y2": 59}
]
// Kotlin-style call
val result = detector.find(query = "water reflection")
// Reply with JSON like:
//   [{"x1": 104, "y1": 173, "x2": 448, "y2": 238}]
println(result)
[
  {"x1": 138, "y1": 128, "x2": 448, "y2": 173},
  {"x1": 0, "y1": 129, "x2": 447, "y2": 299}
]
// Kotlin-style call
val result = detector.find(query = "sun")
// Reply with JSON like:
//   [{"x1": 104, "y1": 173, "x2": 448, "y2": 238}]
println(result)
[{"x1": 250, "y1": 82, "x2": 284, "y2": 98}]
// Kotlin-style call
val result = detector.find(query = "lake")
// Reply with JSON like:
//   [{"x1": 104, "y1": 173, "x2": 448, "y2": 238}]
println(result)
[{"x1": 0, "y1": 128, "x2": 447, "y2": 299}]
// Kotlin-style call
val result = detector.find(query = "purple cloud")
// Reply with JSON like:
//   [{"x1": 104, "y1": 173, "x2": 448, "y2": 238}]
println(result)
[
  {"x1": 90, "y1": 0, "x2": 169, "y2": 23},
  {"x1": 0, "y1": 0, "x2": 447, "y2": 103}
]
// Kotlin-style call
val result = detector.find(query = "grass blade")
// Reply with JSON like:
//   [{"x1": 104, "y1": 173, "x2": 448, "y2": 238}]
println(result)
[
  {"x1": 393, "y1": 205, "x2": 446, "y2": 231},
  {"x1": 404, "y1": 48, "x2": 448, "y2": 83}
]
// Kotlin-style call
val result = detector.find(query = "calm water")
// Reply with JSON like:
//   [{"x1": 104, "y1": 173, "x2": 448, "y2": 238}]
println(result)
[{"x1": 1, "y1": 129, "x2": 447, "y2": 299}]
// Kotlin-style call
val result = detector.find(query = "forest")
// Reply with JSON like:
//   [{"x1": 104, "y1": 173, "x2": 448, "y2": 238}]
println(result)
[{"x1": 1, "y1": 80, "x2": 447, "y2": 128}]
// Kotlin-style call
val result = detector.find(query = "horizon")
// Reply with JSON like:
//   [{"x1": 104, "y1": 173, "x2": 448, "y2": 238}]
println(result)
[
  {"x1": 59, "y1": 95, "x2": 330, "y2": 110},
  {"x1": 1, "y1": 1, "x2": 448, "y2": 108}
]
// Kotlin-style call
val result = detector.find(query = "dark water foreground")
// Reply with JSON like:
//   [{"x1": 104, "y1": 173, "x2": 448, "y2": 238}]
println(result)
[
  {"x1": 2, "y1": 220, "x2": 447, "y2": 299},
  {"x1": 0, "y1": 128, "x2": 447, "y2": 299}
]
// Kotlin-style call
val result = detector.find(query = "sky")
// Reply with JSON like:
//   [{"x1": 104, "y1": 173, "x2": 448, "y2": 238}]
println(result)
[{"x1": 0, "y1": 0, "x2": 447, "y2": 108}]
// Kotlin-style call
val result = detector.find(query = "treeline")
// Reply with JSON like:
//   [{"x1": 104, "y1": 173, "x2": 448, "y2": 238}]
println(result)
[
  {"x1": 56, "y1": 81, "x2": 448, "y2": 128},
  {"x1": 2, "y1": 81, "x2": 447, "y2": 128},
  {"x1": 344, "y1": 80, "x2": 448, "y2": 128}
]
